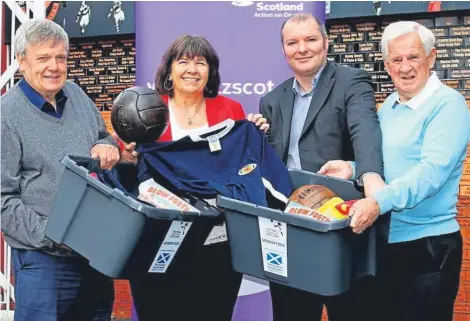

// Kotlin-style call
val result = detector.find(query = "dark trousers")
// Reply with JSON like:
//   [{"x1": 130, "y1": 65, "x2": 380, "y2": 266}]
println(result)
[
  {"x1": 270, "y1": 215, "x2": 389, "y2": 321},
  {"x1": 12, "y1": 249, "x2": 115, "y2": 321},
  {"x1": 270, "y1": 276, "x2": 379, "y2": 321},
  {"x1": 130, "y1": 242, "x2": 243, "y2": 321},
  {"x1": 377, "y1": 231, "x2": 462, "y2": 321}
]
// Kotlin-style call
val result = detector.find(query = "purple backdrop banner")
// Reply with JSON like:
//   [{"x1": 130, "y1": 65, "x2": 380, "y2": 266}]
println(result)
[
  {"x1": 136, "y1": 1, "x2": 325, "y2": 113},
  {"x1": 134, "y1": 2, "x2": 325, "y2": 321}
]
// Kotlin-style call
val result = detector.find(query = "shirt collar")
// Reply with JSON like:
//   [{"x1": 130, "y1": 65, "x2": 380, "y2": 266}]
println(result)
[
  {"x1": 392, "y1": 71, "x2": 442, "y2": 110},
  {"x1": 18, "y1": 78, "x2": 67, "y2": 110},
  {"x1": 292, "y1": 62, "x2": 326, "y2": 96}
]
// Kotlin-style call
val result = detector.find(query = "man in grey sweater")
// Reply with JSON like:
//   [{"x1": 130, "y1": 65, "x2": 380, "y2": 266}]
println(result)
[{"x1": 1, "y1": 19, "x2": 119, "y2": 321}]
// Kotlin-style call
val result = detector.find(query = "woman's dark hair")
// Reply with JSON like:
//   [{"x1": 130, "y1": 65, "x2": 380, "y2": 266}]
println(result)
[{"x1": 155, "y1": 35, "x2": 221, "y2": 98}]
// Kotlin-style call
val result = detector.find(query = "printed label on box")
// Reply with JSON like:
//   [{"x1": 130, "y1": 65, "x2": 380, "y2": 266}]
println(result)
[
  {"x1": 284, "y1": 199, "x2": 350, "y2": 222},
  {"x1": 140, "y1": 179, "x2": 199, "y2": 273},
  {"x1": 202, "y1": 198, "x2": 228, "y2": 245},
  {"x1": 148, "y1": 221, "x2": 193, "y2": 273},
  {"x1": 138, "y1": 179, "x2": 200, "y2": 213},
  {"x1": 258, "y1": 217, "x2": 287, "y2": 277},
  {"x1": 203, "y1": 223, "x2": 228, "y2": 245},
  {"x1": 284, "y1": 201, "x2": 332, "y2": 222}
]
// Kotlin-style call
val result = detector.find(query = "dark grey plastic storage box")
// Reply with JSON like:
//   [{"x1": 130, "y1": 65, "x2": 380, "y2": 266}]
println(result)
[
  {"x1": 46, "y1": 156, "x2": 221, "y2": 279},
  {"x1": 217, "y1": 169, "x2": 381, "y2": 296}
]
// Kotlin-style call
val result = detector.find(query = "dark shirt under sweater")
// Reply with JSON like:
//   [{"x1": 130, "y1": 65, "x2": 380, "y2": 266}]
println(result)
[{"x1": 1, "y1": 80, "x2": 117, "y2": 254}]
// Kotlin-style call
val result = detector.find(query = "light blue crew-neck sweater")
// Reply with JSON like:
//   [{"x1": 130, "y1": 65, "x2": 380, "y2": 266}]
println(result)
[{"x1": 373, "y1": 82, "x2": 470, "y2": 243}]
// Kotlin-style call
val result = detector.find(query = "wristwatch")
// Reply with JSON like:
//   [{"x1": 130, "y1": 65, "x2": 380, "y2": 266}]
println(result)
[{"x1": 355, "y1": 172, "x2": 380, "y2": 187}]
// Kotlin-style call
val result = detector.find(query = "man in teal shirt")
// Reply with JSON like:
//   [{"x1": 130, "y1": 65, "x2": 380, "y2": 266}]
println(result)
[{"x1": 320, "y1": 21, "x2": 470, "y2": 321}]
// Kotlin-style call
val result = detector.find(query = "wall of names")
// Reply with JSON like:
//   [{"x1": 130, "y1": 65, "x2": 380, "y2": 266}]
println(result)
[{"x1": 327, "y1": 15, "x2": 470, "y2": 104}]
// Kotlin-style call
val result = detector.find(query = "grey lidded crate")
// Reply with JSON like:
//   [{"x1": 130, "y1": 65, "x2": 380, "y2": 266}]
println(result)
[
  {"x1": 46, "y1": 156, "x2": 221, "y2": 279},
  {"x1": 217, "y1": 169, "x2": 377, "y2": 296}
]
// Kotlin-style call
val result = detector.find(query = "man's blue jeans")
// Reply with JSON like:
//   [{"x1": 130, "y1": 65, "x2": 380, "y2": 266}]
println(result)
[{"x1": 12, "y1": 249, "x2": 114, "y2": 321}]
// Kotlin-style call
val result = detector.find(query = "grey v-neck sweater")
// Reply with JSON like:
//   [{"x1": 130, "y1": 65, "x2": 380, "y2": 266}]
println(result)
[{"x1": 1, "y1": 80, "x2": 117, "y2": 254}]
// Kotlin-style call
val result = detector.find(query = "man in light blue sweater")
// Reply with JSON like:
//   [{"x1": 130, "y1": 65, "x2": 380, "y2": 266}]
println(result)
[
  {"x1": 320, "y1": 21, "x2": 470, "y2": 321},
  {"x1": 1, "y1": 19, "x2": 120, "y2": 321}
]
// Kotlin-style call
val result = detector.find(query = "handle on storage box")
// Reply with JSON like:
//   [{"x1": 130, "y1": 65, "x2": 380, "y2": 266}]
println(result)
[
  {"x1": 184, "y1": 194, "x2": 223, "y2": 219},
  {"x1": 61, "y1": 156, "x2": 114, "y2": 197},
  {"x1": 65, "y1": 155, "x2": 101, "y2": 173}
]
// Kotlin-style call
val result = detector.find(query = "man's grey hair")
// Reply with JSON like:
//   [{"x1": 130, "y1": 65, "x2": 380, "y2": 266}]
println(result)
[
  {"x1": 381, "y1": 21, "x2": 435, "y2": 60},
  {"x1": 280, "y1": 13, "x2": 328, "y2": 44},
  {"x1": 14, "y1": 19, "x2": 69, "y2": 57}
]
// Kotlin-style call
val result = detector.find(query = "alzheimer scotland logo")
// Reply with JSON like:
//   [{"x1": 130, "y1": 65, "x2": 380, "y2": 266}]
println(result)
[
  {"x1": 231, "y1": 1, "x2": 304, "y2": 19},
  {"x1": 267, "y1": 252, "x2": 282, "y2": 266},
  {"x1": 157, "y1": 252, "x2": 172, "y2": 264},
  {"x1": 231, "y1": 1, "x2": 254, "y2": 6}
]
